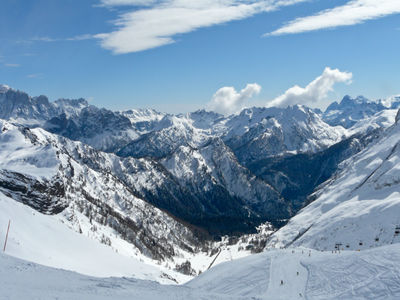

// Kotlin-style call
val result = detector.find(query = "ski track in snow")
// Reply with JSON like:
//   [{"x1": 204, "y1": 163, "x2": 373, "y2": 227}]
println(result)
[
  {"x1": 2, "y1": 245, "x2": 400, "y2": 299},
  {"x1": 266, "y1": 249, "x2": 308, "y2": 299}
]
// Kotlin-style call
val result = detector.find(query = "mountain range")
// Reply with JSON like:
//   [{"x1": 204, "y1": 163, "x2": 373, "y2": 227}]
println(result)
[{"x1": 1, "y1": 83, "x2": 400, "y2": 284}]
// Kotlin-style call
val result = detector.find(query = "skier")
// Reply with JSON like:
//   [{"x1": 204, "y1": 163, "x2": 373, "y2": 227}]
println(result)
[{"x1": 280, "y1": 280, "x2": 284, "y2": 285}]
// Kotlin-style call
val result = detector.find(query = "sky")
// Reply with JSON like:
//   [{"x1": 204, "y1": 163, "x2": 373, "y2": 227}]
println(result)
[{"x1": 0, "y1": 0, "x2": 399, "y2": 114}]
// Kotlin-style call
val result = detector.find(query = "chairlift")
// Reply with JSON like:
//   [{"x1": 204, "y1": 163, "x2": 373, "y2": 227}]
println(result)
[{"x1": 335, "y1": 243, "x2": 342, "y2": 250}]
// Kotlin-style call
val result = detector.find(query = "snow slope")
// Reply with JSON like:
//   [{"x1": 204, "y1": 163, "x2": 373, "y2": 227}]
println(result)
[
  {"x1": 188, "y1": 245, "x2": 400, "y2": 299},
  {"x1": 268, "y1": 110, "x2": 400, "y2": 251},
  {"x1": 2, "y1": 244, "x2": 400, "y2": 299},
  {"x1": 0, "y1": 192, "x2": 188, "y2": 284},
  {"x1": 0, "y1": 252, "x2": 233, "y2": 300},
  {"x1": 348, "y1": 109, "x2": 398, "y2": 136}
]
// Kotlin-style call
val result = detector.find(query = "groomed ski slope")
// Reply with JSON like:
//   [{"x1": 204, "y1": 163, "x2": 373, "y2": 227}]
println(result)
[
  {"x1": 2, "y1": 244, "x2": 400, "y2": 299},
  {"x1": 190, "y1": 245, "x2": 400, "y2": 299}
]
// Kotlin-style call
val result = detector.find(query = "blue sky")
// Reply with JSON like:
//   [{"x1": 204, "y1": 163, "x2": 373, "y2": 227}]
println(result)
[{"x1": 0, "y1": 0, "x2": 399, "y2": 114}]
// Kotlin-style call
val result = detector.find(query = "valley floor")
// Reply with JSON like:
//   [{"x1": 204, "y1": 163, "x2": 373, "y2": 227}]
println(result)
[{"x1": 2, "y1": 244, "x2": 400, "y2": 299}]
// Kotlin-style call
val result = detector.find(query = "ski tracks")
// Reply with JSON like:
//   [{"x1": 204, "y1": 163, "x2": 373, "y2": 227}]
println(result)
[{"x1": 264, "y1": 249, "x2": 309, "y2": 300}]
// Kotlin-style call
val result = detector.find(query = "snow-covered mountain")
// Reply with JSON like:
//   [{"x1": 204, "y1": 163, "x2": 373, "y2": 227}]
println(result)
[
  {"x1": 0, "y1": 120, "x2": 206, "y2": 268},
  {"x1": 3, "y1": 85, "x2": 394, "y2": 237},
  {"x1": 268, "y1": 108, "x2": 400, "y2": 251},
  {"x1": 222, "y1": 105, "x2": 346, "y2": 165},
  {"x1": 2, "y1": 85, "x2": 399, "y2": 251},
  {"x1": 3, "y1": 84, "x2": 400, "y2": 297},
  {"x1": 45, "y1": 106, "x2": 139, "y2": 152},
  {"x1": 118, "y1": 114, "x2": 211, "y2": 158},
  {"x1": 160, "y1": 138, "x2": 289, "y2": 231},
  {"x1": 116, "y1": 105, "x2": 349, "y2": 231},
  {"x1": 0, "y1": 117, "x2": 280, "y2": 279},
  {"x1": 323, "y1": 95, "x2": 400, "y2": 128},
  {"x1": 0, "y1": 85, "x2": 88, "y2": 125}
]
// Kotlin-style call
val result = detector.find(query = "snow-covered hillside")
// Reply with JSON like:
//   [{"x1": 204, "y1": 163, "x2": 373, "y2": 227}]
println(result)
[
  {"x1": 268, "y1": 109, "x2": 400, "y2": 251},
  {"x1": 348, "y1": 109, "x2": 398, "y2": 136},
  {"x1": 2, "y1": 244, "x2": 400, "y2": 299},
  {"x1": 0, "y1": 192, "x2": 188, "y2": 284}
]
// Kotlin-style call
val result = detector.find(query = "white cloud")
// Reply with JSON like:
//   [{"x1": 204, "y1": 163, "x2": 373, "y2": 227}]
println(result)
[
  {"x1": 267, "y1": 67, "x2": 352, "y2": 108},
  {"x1": 207, "y1": 83, "x2": 261, "y2": 115},
  {"x1": 96, "y1": 0, "x2": 308, "y2": 54},
  {"x1": 268, "y1": 0, "x2": 400, "y2": 36}
]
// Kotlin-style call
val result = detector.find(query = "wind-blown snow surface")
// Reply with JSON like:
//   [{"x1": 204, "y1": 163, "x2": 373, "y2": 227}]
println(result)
[
  {"x1": 268, "y1": 114, "x2": 400, "y2": 250},
  {"x1": 2, "y1": 245, "x2": 400, "y2": 299}
]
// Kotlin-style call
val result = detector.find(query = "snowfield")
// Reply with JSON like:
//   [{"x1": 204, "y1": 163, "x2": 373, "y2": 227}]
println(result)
[{"x1": 1, "y1": 244, "x2": 400, "y2": 299}]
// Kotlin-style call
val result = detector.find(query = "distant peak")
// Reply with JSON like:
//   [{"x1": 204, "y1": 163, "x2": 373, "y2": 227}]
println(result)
[
  {"x1": 0, "y1": 84, "x2": 11, "y2": 93},
  {"x1": 340, "y1": 95, "x2": 353, "y2": 105},
  {"x1": 340, "y1": 95, "x2": 370, "y2": 105},
  {"x1": 354, "y1": 95, "x2": 369, "y2": 103}
]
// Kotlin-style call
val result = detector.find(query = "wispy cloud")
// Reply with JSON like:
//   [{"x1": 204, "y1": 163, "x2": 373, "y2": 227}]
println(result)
[
  {"x1": 99, "y1": 0, "x2": 156, "y2": 6},
  {"x1": 65, "y1": 34, "x2": 94, "y2": 41},
  {"x1": 23, "y1": 34, "x2": 94, "y2": 44},
  {"x1": 206, "y1": 83, "x2": 261, "y2": 115},
  {"x1": 267, "y1": 67, "x2": 352, "y2": 108},
  {"x1": 267, "y1": 0, "x2": 400, "y2": 36},
  {"x1": 31, "y1": 36, "x2": 58, "y2": 42},
  {"x1": 96, "y1": 0, "x2": 308, "y2": 54},
  {"x1": 27, "y1": 73, "x2": 43, "y2": 79},
  {"x1": 4, "y1": 63, "x2": 20, "y2": 67}
]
